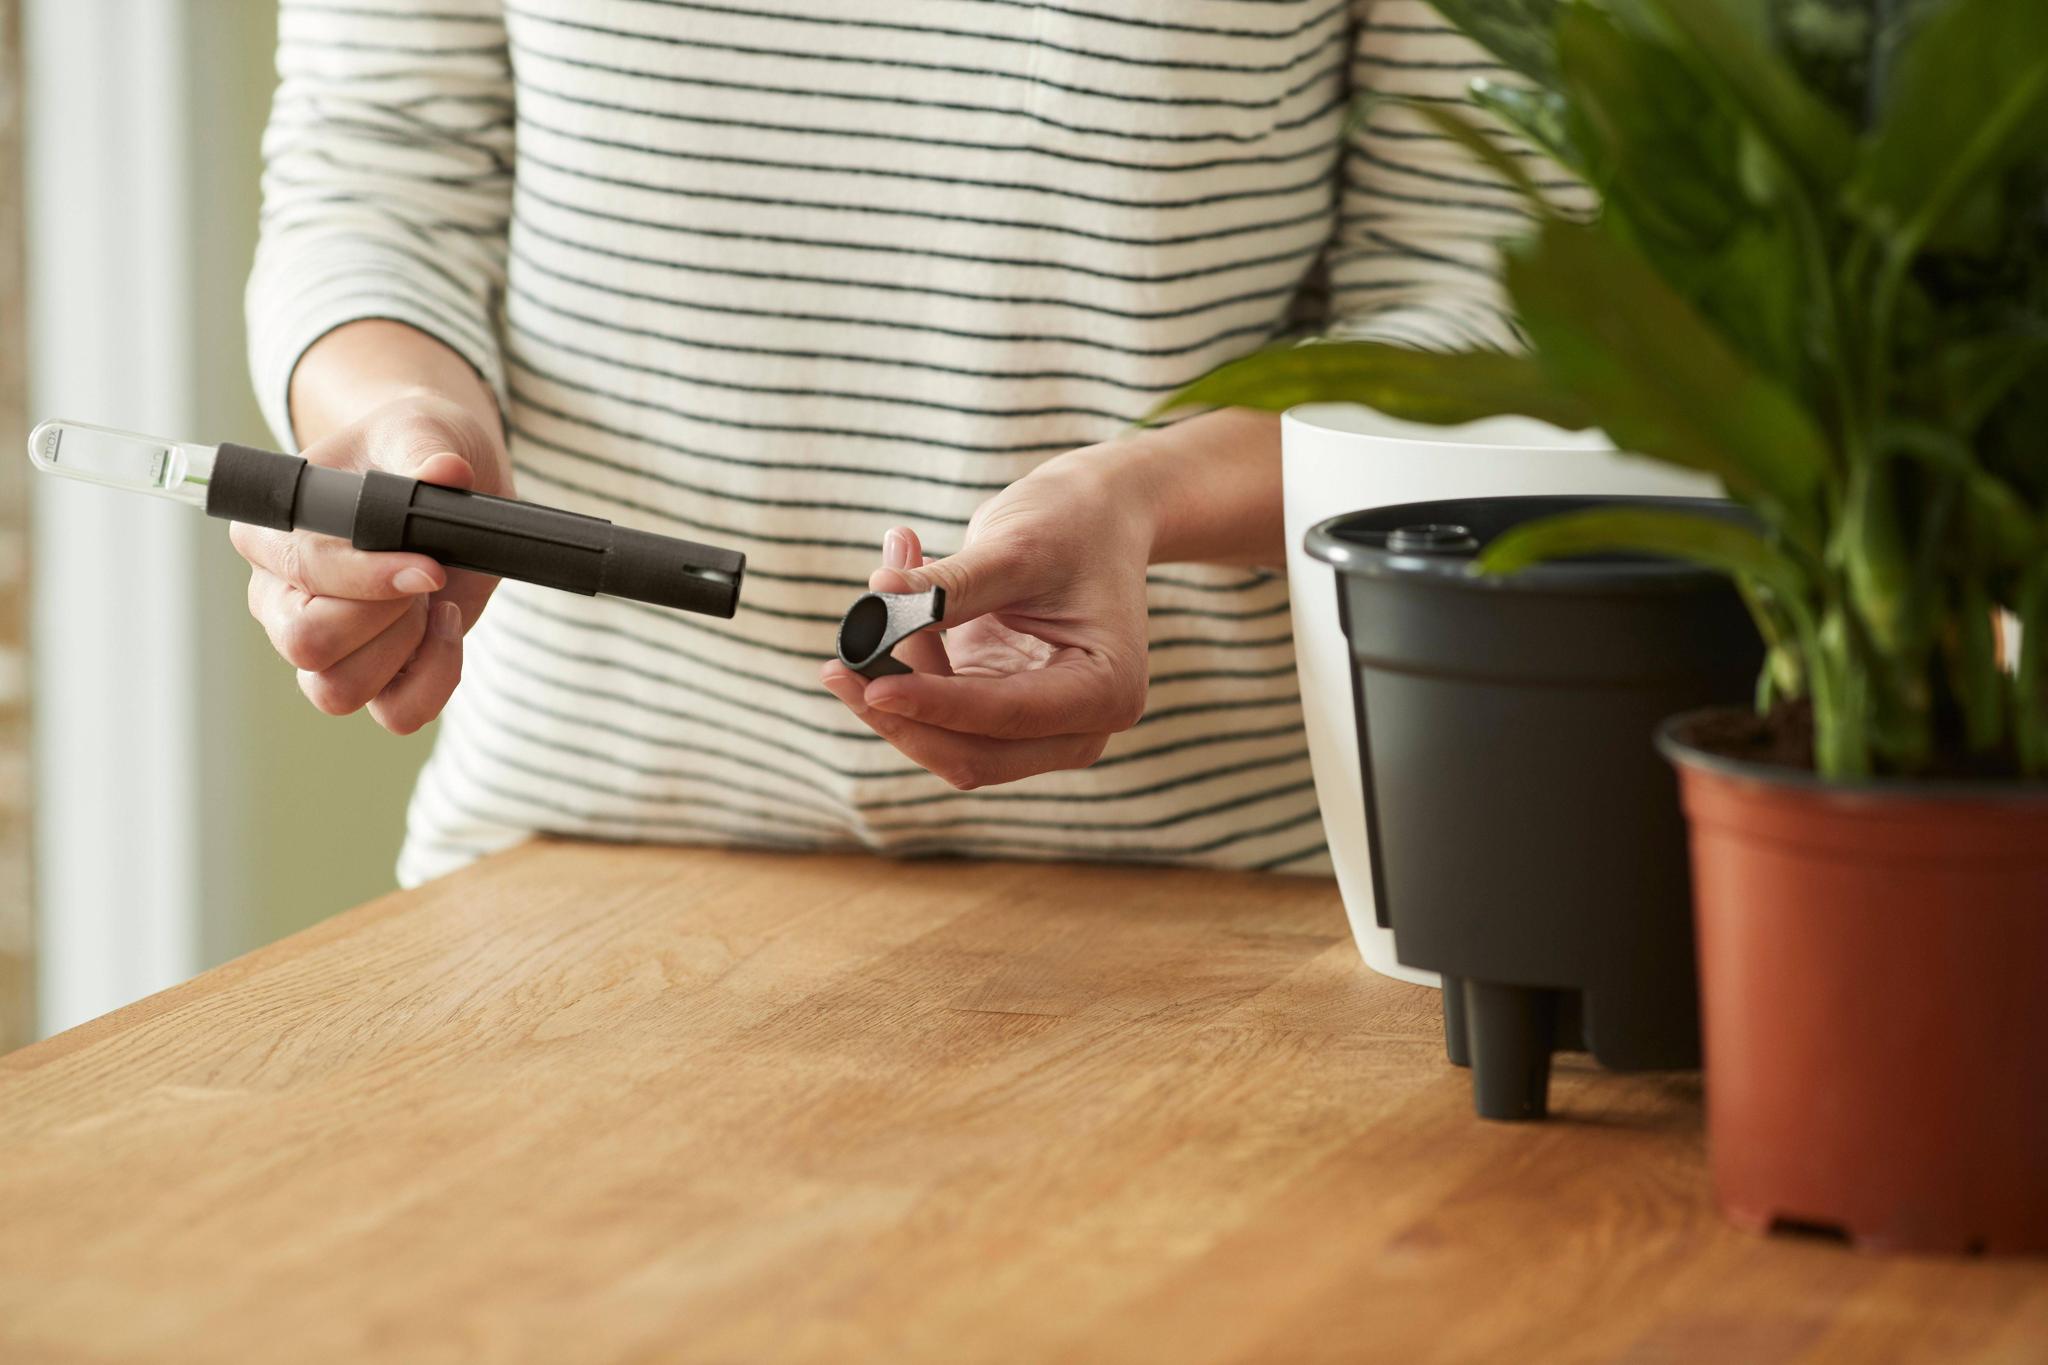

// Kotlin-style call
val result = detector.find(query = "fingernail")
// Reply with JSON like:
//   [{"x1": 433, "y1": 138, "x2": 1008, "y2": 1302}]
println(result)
[
  {"x1": 884, "y1": 528, "x2": 910, "y2": 570},
  {"x1": 822, "y1": 677, "x2": 868, "y2": 715},
  {"x1": 394, "y1": 567, "x2": 439, "y2": 594},
  {"x1": 432, "y1": 601, "x2": 463, "y2": 640},
  {"x1": 866, "y1": 689, "x2": 913, "y2": 719}
]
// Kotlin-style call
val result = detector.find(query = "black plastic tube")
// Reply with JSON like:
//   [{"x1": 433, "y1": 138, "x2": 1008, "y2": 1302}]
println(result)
[{"x1": 206, "y1": 442, "x2": 744, "y2": 617}]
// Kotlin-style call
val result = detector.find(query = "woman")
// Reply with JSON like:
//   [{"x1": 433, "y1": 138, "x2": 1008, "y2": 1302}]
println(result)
[{"x1": 242, "y1": 0, "x2": 1540, "y2": 884}]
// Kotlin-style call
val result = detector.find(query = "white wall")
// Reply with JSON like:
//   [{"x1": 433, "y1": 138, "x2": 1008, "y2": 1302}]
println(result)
[
  {"x1": 25, "y1": 1, "x2": 427, "y2": 1037},
  {"x1": 26, "y1": 1, "x2": 208, "y2": 1032}
]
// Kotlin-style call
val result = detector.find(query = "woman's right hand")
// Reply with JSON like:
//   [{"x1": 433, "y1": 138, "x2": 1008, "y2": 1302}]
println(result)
[{"x1": 230, "y1": 391, "x2": 515, "y2": 734}]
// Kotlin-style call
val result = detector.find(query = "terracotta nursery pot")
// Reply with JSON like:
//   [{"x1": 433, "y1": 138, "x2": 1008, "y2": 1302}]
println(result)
[
  {"x1": 1308, "y1": 495, "x2": 1761, "y2": 1122},
  {"x1": 1662, "y1": 716, "x2": 2048, "y2": 1256}
]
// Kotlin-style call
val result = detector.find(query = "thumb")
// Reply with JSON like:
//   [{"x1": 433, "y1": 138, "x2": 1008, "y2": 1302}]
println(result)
[
  {"x1": 354, "y1": 409, "x2": 483, "y2": 487},
  {"x1": 871, "y1": 541, "x2": 1015, "y2": 626},
  {"x1": 385, "y1": 447, "x2": 476, "y2": 492}
]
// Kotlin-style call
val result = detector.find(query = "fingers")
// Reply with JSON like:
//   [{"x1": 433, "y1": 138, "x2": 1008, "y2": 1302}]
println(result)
[
  {"x1": 869, "y1": 535, "x2": 1021, "y2": 627},
  {"x1": 863, "y1": 658, "x2": 1145, "y2": 740},
  {"x1": 820, "y1": 660, "x2": 1107, "y2": 789},
  {"x1": 821, "y1": 524, "x2": 1137, "y2": 782},
  {"x1": 230, "y1": 416, "x2": 485, "y2": 603},
  {"x1": 428, "y1": 566, "x2": 499, "y2": 648},
  {"x1": 231, "y1": 520, "x2": 446, "y2": 602},
  {"x1": 868, "y1": 527, "x2": 952, "y2": 676},
  {"x1": 231, "y1": 446, "x2": 493, "y2": 686},
  {"x1": 296, "y1": 596, "x2": 431, "y2": 717},
  {"x1": 248, "y1": 570, "x2": 414, "y2": 672},
  {"x1": 277, "y1": 586, "x2": 464, "y2": 733},
  {"x1": 247, "y1": 550, "x2": 477, "y2": 734},
  {"x1": 369, "y1": 601, "x2": 465, "y2": 735},
  {"x1": 235, "y1": 394, "x2": 504, "y2": 731}
]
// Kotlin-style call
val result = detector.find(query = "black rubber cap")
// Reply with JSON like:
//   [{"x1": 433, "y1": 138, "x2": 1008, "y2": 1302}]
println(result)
[{"x1": 206, "y1": 442, "x2": 304, "y2": 531}]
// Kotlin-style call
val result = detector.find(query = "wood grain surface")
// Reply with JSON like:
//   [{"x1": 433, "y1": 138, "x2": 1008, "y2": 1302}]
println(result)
[{"x1": 1, "y1": 840, "x2": 2041, "y2": 1364}]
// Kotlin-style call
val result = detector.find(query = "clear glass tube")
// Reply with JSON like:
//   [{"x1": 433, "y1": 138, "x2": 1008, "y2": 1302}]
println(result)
[{"x1": 27, "y1": 419, "x2": 216, "y2": 508}]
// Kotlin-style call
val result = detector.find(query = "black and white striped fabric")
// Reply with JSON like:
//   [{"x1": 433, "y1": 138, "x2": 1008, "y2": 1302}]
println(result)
[{"x1": 247, "y1": 0, "x2": 1548, "y2": 886}]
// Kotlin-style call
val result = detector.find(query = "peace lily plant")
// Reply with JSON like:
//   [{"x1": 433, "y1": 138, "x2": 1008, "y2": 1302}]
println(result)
[{"x1": 1166, "y1": 0, "x2": 2048, "y2": 782}]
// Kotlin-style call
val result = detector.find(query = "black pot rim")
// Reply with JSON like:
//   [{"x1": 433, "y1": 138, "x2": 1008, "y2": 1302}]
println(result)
[
  {"x1": 1657, "y1": 707, "x2": 2048, "y2": 802},
  {"x1": 1304, "y1": 495, "x2": 1741, "y2": 595}
]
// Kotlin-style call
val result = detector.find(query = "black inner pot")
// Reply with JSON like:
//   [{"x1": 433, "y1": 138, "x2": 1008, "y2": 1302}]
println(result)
[{"x1": 1306, "y1": 496, "x2": 1764, "y2": 1122}]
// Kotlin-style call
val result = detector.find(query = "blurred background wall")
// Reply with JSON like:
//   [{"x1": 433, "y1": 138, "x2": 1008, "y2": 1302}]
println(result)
[
  {"x1": 19, "y1": 1, "x2": 432, "y2": 1042},
  {"x1": 0, "y1": 0, "x2": 27, "y2": 1053}
]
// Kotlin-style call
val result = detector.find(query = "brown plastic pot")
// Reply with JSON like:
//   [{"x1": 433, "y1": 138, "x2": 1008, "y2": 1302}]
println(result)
[{"x1": 1661, "y1": 712, "x2": 2048, "y2": 1256}]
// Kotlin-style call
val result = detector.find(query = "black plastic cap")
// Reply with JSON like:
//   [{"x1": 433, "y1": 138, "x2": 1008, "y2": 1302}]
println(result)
[
  {"x1": 1386, "y1": 523, "x2": 1479, "y2": 555},
  {"x1": 837, "y1": 588, "x2": 946, "y2": 679}
]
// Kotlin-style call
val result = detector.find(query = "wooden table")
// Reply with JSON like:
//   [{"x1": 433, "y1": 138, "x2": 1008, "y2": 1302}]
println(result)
[{"x1": 2, "y1": 843, "x2": 2042, "y2": 1363}]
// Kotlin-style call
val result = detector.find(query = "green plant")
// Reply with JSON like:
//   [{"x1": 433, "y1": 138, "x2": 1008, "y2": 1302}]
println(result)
[{"x1": 1161, "y1": 0, "x2": 2048, "y2": 779}]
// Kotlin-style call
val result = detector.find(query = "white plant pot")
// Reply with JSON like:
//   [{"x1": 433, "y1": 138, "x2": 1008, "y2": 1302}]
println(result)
[{"x1": 1282, "y1": 404, "x2": 1719, "y2": 987}]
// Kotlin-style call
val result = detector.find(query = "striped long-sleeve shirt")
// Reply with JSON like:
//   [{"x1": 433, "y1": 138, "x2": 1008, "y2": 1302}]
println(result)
[{"x1": 248, "y1": 0, "x2": 1556, "y2": 886}]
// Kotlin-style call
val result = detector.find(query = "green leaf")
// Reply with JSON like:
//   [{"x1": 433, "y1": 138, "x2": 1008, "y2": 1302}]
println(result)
[
  {"x1": 1631, "y1": 0, "x2": 1857, "y2": 193},
  {"x1": 1401, "y1": 100, "x2": 1554, "y2": 210},
  {"x1": 1503, "y1": 221, "x2": 1833, "y2": 538},
  {"x1": 1550, "y1": 8, "x2": 1809, "y2": 385},
  {"x1": 1475, "y1": 505, "x2": 1808, "y2": 605},
  {"x1": 1146, "y1": 340, "x2": 1596, "y2": 430},
  {"x1": 1691, "y1": 219, "x2": 1808, "y2": 392},
  {"x1": 1852, "y1": 0, "x2": 2048, "y2": 255},
  {"x1": 1773, "y1": 0, "x2": 1877, "y2": 117},
  {"x1": 1428, "y1": 0, "x2": 1563, "y2": 88},
  {"x1": 1936, "y1": 328, "x2": 2048, "y2": 433},
  {"x1": 1974, "y1": 320, "x2": 2048, "y2": 509},
  {"x1": 1878, "y1": 422, "x2": 2040, "y2": 566},
  {"x1": 1553, "y1": 5, "x2": 1742, "y2": 247},
  {"x1": 1470, "y1": 79, "x2": 1583, "y2": 174}
]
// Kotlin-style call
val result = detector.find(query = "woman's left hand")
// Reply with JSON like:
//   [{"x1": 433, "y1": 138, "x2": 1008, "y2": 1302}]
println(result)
[{"x1": 818, "y1": 450, "x2": 1154, "y2": 789}]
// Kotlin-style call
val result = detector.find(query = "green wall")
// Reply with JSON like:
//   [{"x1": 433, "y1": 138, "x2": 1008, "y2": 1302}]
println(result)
[{"x1": 190, "y1": 2, "x2": 432, "y2": 961}]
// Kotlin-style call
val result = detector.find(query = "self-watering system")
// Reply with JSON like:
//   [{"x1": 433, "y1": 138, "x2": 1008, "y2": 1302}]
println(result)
[
  {"x1": 1279, "y1": 407, "x2": 1720, "y2": 990},
  {"x1": 28, "y1": 419, "x2": 746, "y2": 617},
  {"x1": 1308, "y1": 495, "x2": 1762, "y2": 1121}
]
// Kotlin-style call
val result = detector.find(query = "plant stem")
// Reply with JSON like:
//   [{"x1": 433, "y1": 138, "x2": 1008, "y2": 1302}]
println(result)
[{"x1": 1785, "y1": 592, "x2": 1867, "y2": 776}]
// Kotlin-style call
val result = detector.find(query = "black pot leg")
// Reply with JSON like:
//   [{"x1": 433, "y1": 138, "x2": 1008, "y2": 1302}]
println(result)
[
  {"x1": 1465, "y1": 980, "x2": 1557, "y2": 1122},
  {"x1": 1441, "y1": 974, "x2": 1470, "y2": 1067}
]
